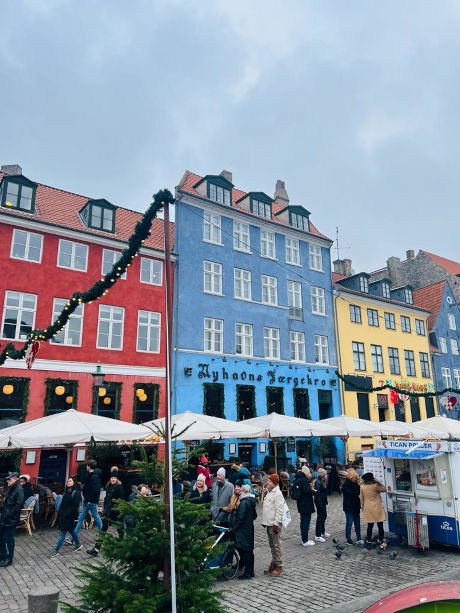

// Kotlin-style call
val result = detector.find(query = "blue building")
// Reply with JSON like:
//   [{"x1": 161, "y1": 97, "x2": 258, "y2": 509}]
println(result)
[
  {"x1": 414, "y1": 281, "x2": 460, "y2": 419},
  {"x1": 172, "y1": 170, "x2": 342, "y2": 466}
]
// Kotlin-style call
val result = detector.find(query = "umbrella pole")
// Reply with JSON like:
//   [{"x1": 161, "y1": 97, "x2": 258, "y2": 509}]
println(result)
[{"x1": 274, "y1": 438, "x2": 278, "y2": 473}]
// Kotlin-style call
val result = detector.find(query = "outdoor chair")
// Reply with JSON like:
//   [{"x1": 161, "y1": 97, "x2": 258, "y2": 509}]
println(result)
[{"x1": 17, "y1": 500, "x2": 36, "y2": 536}]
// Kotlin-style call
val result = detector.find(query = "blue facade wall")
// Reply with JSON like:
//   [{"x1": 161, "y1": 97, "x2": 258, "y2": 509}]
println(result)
[{"x1": 172, "y1": 189, "x2": 343, "y2": 466}]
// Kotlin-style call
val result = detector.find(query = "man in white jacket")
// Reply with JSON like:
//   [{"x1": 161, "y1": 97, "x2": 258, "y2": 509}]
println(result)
[{"x1": 262, "y1": 473, "x2": 285, "y2": 576}]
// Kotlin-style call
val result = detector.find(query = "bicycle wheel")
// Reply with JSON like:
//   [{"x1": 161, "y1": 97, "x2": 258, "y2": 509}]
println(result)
[{"x1": 221, "y1": 547, "x2": 240, "y2": 580}]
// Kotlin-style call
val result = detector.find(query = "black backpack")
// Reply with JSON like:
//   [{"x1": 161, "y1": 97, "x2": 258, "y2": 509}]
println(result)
[{"x1": 290, "y1": 478, "x2": 302, "y2": 501}]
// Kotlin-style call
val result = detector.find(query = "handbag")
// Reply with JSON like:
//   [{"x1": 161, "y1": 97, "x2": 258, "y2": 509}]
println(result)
[{"x1": 281, "y1": 501, "x2": 291, "y2": 528}]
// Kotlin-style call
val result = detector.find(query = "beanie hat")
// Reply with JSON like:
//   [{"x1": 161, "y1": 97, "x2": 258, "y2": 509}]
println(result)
[
  {"x1": 235, "y1": 479, "x2": 244, "y2": 487},
  {"x1": 110, "y1": 472, "x2": 119, "y2": 479},
  {"x1": 362, "y1": 472, "x2": 374, "y2": 483},
  {"x1": 196, "y1": 473, "x2": 206, "y2": 482},
  {"x1": 268, "y1": 474, "x2": 279, "y2": 485},
  {"x1": 301, "y1": 465, "x2": 311, "y2": 478},
  {"x1": 200, "y1": 456, "x2": 208, "y2": 464},
  {"x1": 217, "y1": 467, "x2": 226, "y2": 477},
  {"x1": 318, "y1": 468, "x2": 327, "y2": 478}
]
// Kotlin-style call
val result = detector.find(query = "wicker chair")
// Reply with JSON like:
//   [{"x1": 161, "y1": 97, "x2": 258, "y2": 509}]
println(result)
[
  {"x1": 280, "y1": 472, "x2": 291, "y2": 498},
  {"x1": 17, "y1": 500, "x2": 36, "y2": 536}
]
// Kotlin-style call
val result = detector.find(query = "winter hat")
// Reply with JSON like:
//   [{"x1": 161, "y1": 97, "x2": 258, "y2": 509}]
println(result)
[
  {"x1": 235, "y1": 479, "x2": 244, "y2": 487},
  {"x1": 6, "y1": 472, "x2": 19, "y2": 479},
  {"x1": 19, "y1": 474, "x2": 30, "y2": 481},
  {"x1": 317, "y1": 468, "x2": 327, "y2": 478},
  {"x1": 110, "y1": 472, "x2": 119, "y2": 478},
  {"x1": 268, "y1": 474, "x2": 279, "y2": 485},
  {"x1": 362, "y1": 472, "x2": 374, "y2": 483},
  {"x1": 200, "y1": 456, "x2": 208, "y2": 464},
  {"x1": 196, "y1": 473, "x2": 206, "y2": 483},
  {"x1": 217, "y1": 467, "x2": 226, "y2": 477},
  {"x1": 301, "y1": 466, "x2": 311, "y2": 478}
]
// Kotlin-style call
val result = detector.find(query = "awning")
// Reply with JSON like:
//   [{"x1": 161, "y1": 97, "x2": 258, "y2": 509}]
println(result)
[{"x1": 363, "y1": 449, "x2": 445, "y2": 459}]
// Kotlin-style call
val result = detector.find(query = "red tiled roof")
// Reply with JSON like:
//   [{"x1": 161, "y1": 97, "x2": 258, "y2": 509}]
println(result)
[
  {"x1": 413, "y1": 281, "x2": 445, "y2": 330},
  {"x1": 332, "y1": 272, "x2": 346, "y2": 284},
  {"x1": 421, "y1": 250, "x2": 460, "y2": 276},
  {"x1": 0, "y1": 172, "x2": 174, "y2": 251},
  {"x1": 177, "y1": 170, "x2": 330, "y2": 241}
]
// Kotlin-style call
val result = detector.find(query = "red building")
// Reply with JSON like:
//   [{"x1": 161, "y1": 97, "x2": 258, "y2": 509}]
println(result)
[{"x1": 0, "y1": 164, "x2": 173, "y2": 483}]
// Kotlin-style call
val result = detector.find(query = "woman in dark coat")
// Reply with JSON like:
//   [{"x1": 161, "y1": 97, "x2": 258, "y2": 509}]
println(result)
[
  {"x1": 51, "y1": 476, "x2": 82, "y2": 557},
  {"x1": 341, "y1": 469, "x2": 362, "y2": 544},
  {"x1": 314, "y1": 468, "x2": 330, "y2": 542},
  {"x1": 293, "y1": 466, "x2": 316, "y2": 546},
  {"x1": 87, "y1": 473, "x2": 125, "y2": 557},
  {"x1": 189, "y1": 474, "x2": 212, "y2": 504},
  {"x1": 232, "y1": 484, "x2": 257, "y2": 580}
]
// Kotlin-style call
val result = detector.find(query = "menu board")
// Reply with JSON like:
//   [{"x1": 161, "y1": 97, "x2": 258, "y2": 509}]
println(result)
[{"x1": 363, "y1": 456, "x2": 386, "y2": 485}]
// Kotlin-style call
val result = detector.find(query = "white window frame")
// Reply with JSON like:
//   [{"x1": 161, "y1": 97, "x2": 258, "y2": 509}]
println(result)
[
  {"x1": 57, "y1": 239, "x2": 88, "y2": 272},
  {"x1": 453, "y1": 368, "x2": 460, "y2": 389},
  {"x1": 140, "y1": 257, "x2": 163, "y2": 286},
  {"x1": 233, "y1": 221, "x2": 250, "y2": 252},
  {"x1": 359, "y1": 276, "x2": 369, "y2": 293},
  {"x1": 1, "y1": 291, "x2": 37, "y2": 341},
  {"x1": 137, "y1": 310, "x2": 161, "y2": 353},
  {"x1": 234, "y1": 268, "x2": 251, "y2": 301},
  {"x1": 235, "y1": 322, "x2": 253, "y2": 357},
  {"x1": 50, "y1": 298, "x2": 84, "y2": 346},
  {"x1": 102, "y1": 249, "x2": 127, "y2": 280},
  {"x1": 10, "y1": 229, "x2": 43, "y2": 263},
  {"x1": 285, "y1": 237, "x2": 300, "y2": 266},
  {"x1": 442, "y1": 367, "x2": 452, "y2": 389},
  {"x1": 450, "y1": 338, "x2": 459, "y2": 355},
  {"x1": 405, "y1": 288, "x2": 413, "y2": 304},
  {"x1": 203, "y1": 260, "x2": 223, "y2": 295},
  {"x1": 204, "y1": 317, "x2": 223, "y2": 353},
  {"x1": 96, "y1": 304, "x2": 125, "y2": 350},
  {"x1": 287, "y1": 281, "x2": 302, "y2": 309},
  {"x1": 260, "y1": 230, "x2": 276, "y2": 259},
  {"x1": 203, "y1": 211, "x2": 222, "y2": 244},
  {"x1": 290, "y1": 331, "x2": 306, "y2": 362},
  {"x1": 311, "y1": 286, "x2": 325, "y2": 315},
  {"x1": 448, "y1": 313, "x2": 456, "y2": 331},
  {"x1": 263, "y1": 327, "x2": 280, "y2": 359},
  {"x1": 315, "y1": 335, "x2": 329, "y2": 365},
  {"x1": 439, "y1": 337, "x2": 448, "y2": 353},
  {"x1": 261, "y1": 275, "x2": 278, "y2": 306},
  {"x1": 309, "y1": 244, "x2": 323, "y2": 271},
  {"x1": 382, "y1": 283, "x2": 390, "y2": 298}
]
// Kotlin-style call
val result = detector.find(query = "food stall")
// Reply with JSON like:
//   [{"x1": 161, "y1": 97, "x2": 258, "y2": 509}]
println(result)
[{"x1": 363, "y1": 439, "x2": 460, "y2": 549}]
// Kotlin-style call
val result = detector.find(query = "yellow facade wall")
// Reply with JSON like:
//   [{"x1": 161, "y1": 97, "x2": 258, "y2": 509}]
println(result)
[{"x1": 334, "y1": 289, "x2": 436, "y2": 459}]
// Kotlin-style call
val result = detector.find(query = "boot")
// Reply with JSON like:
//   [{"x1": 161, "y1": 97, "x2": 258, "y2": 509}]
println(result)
[
  {"x1": 264, "y1": 561, "x2": 275, "y2": 575},
  {"x1": 270, "y1": 565, "x2": 283, "y2": 576}
]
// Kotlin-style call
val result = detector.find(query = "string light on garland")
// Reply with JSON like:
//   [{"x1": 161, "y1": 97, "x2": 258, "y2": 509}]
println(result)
[{"x1": 0, "y1": 188, "x2": 174, "y2": 367}]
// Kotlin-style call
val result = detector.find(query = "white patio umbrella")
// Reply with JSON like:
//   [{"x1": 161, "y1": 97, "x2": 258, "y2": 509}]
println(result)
[
  {"x1": 319, "y1": 415, "x2": 382, "y2": 437},
  {"x1": 143, "y1": 411, "x2": 266, "y2": 441},
  {"x1": 412, "y1": 415, "x2": 460, "y2": 439},
  {"x1": 379, "y1": 419, "x2": 449, "y2": 439}
]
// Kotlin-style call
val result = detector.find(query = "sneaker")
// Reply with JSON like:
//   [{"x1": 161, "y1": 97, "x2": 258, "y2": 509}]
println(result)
[
  {"x1": 50, "y1": 551, "x2": 60, "y2": 558},
  {"x1": 74, "y1": 544, "x2": 83, "y2": 552},
  {"x1": 302, "y1": 540, "x2": 315, "y2": 547},
  {"x1": 356, "y1": 539, "x2": 365, "y2": 545},
  {"x1": 322, "y1": 532, "x2": 331, "y2": 538},
  {"x1": 86, "y1": 547, "x2": 99, "y2": 557},
  {"x1": 346, "y1": 539, "x2": 354, "y2": 545},
  {"x1": 314, "y1": 536, "x2": 326, "y2": 543},
  {"x1": 64, "y1": 537, "x2": 73, "y2": 545}
]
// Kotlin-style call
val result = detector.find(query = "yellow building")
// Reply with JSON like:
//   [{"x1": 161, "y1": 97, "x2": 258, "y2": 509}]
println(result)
[{"x1": 333, "y1": 266, "x2": 437, "y2": 459}]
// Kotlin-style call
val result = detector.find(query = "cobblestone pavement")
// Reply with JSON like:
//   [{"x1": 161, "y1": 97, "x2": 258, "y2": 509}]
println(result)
[{"x1": 0, "y1": 495, "x2": 459, "y2": 612}]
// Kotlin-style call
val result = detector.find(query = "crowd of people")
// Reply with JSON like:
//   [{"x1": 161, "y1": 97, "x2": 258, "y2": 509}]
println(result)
[{"x1": 0, "y1": 455, "x2": 388, "y2": 578}]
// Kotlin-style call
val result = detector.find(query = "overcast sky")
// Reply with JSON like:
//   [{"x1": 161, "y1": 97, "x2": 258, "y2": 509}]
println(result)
[{"x1": 1, "y1": 0, "x2": 459, "y2": 272}]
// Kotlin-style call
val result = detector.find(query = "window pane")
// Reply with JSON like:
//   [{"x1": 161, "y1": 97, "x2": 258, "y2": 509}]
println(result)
[{"x1": 20, "y1": 186, "x2": 33, "y2": 210}]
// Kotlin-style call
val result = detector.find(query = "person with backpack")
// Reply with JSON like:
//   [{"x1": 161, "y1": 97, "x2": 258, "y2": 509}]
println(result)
[
  {"x1": 291, "y1": 466, "x2": 316, "y2": 547},
  {"x1": 50, "y1": 476, "x2": 82, "y2": 557}
]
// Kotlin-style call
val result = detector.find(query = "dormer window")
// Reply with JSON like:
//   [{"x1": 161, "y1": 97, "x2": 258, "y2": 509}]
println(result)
[
  {"x1": 79, "y1": 199, "x2": 116, "y2": 233},
  {"x1": 251, "y1": 198, "x2": 271, "y2": 219},
  {"x1": 208, "y1": 182, "x2": 231, "y2": 205},
  {"x1": 405, "y1": 288, "x2": 413, "y2": 304},
  {"x1": 359, "y1": 276, "x2": 369, "y2": 293},
  {"x1": 0, "y1": 175, "x2": 37, "y2": 213},
  {"x1": 382, "y1": 282, "x2": 390, "y2": 298},
  {"x1": 290, "y1": 211, "x2": 309, "y2": 231}
]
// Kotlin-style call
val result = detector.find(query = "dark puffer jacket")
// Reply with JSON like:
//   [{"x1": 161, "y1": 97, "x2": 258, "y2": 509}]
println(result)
[
  {"x1": 314, "y1": 478, "x2": 328, "y2": 509},
  {"x1": 83, "y1": 468, "x2": 102, "y2": 504},
  {"x1": 57, "y1": 486, "x2": 82, "y2": 533},
  {"x1": 294, "y1": 472, "x2": 315, "y2": 515},
  {"x1": 342, "y1": 478, "x2": 361, "y2": 515},
  {"x1": 233, "y1": 493, "x2": 257, "y2": 551},
  {"x1": 0, "y1": 480, "x2": 24, "y2": 527},
  {"x1": 103, "y1": 482, "x2": 125, "y2": 520}
]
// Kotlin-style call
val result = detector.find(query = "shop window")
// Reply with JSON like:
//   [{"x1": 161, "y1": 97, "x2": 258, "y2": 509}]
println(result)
[
  {"x1": 236, "y1": 385, "x2": 255, "y2": 421},
  {"x1": 92, "y1": 382, "x2": 121, "y2": 419},
  {"x1": 357, "y1": 393, "x2": 370, "y2": 420},
  {"x1": 377, "y1": 394, "x2": 388, "y2": 422},
  {"x1": 425, "y1": 397, "x2": 435, "y2": 418},
  {"x1": 318, "y1": 389, "x2": 332, "y2": 420},
  {"x1": 293, "y1": 389, "x2": 310, "y2": 419},
  {"x1": 45, "y1": 379, "x2": 78, "y2": 414},
  {"x1": 133, "y1": 384, "x2": 159, "y2": 424},
  {"x1": 267, "y1": 387, "x2": 284, "y2": 414},
  {"x1": 410, "y1": 397, "x2": 421, "y2": 422},
  {"x1": 395, "y1": 399, "x2": 406, "y2": 422},
  {"x1": 203, "y1": 383, "x2": 224, "y2": 418},
  {"x1": 0, "y1": 377, "x2": 29, "y2": 428},
  {"x1": 394, "y1": 459, "x2": 412, "y2": 491}
]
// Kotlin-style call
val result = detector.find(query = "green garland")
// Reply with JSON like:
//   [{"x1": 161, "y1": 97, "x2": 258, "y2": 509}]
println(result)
[
  {"x1": 0, "y1": 376, "x2": 30, "y2": 423},
  {"x1": 0, "y1": 189, "x2": 174, "y2": 366},
  {"x1": 336, "y1": 370, "x2": 460, "y2": 398}
]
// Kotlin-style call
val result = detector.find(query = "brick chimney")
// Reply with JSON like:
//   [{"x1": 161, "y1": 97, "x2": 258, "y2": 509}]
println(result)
[
  {"x1": 1, "y1": 164, "x2": 22, "y2": 176},
  {"x1": 220, "y1": 170, "x2": 232, "y2": 183},
  {"x1": 274, "y1": 179, "x2": 289, "y2": 207},
  {"x1": 333, "y1": 258, "x2": 352, "y2": 277}
]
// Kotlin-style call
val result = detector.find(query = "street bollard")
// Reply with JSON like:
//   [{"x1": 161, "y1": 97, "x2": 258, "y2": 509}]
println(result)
[{"x1": 28, "y1": 586, "x2": 60, "y2": 613}]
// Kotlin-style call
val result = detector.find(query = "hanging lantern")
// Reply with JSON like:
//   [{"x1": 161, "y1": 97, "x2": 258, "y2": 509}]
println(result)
[
  {"x1": 139, "y1": 394, "x2": 147, "y2": 402},
  {"x1": 2, "y1": 384, "x2": 14, "y2": 395},
  {"x1": 98, "y1": 387, "x2": 107, "y2": 397},
  {"x1": 55, "y1": 385, "x2": 65, "y2": 396},
  {"x1": 103, "y1": 397, "x2": 111, "y2": 405},
  {"x1": 65, "y1": 396, "x2": 73, "y2": 405},
  {"x1": 136, "y1": 388, "x2": 145, "y2": 398}
]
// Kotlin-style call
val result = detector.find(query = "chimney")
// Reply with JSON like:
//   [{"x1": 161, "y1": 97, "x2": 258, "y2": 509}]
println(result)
[
  {"x1": 1, "y1": 164, "x2": 22, "y2": 176},
  {"x1": 220, "y1": 170, "x2": 232, "y2": 184},
  {"x1": 274, "y1": 179, "x2": 289, "y2": 206},
  {"x1": 406, "y1": 249, "x2": 415, "y2": 260},
  {"x1": 333, "y1": 258, "x2": 352, "y2": 277}
]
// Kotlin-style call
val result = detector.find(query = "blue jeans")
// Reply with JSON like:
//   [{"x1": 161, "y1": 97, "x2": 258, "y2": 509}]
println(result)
[
  {"x1": 300, "y1": 513, "x2": 312, "y2": 543},
  {"x1": 0, "y1": 526, "x2": 16, "y2": 562},
  {"x1": 74, "y1": 502, "x2": 103, "y2": 534},
  {"x1": 55, "y1": 529, "x2": 81, "y2": 552},
  {"x1": 345, "y1": 512, "x2": 361, "y2": 540}
]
